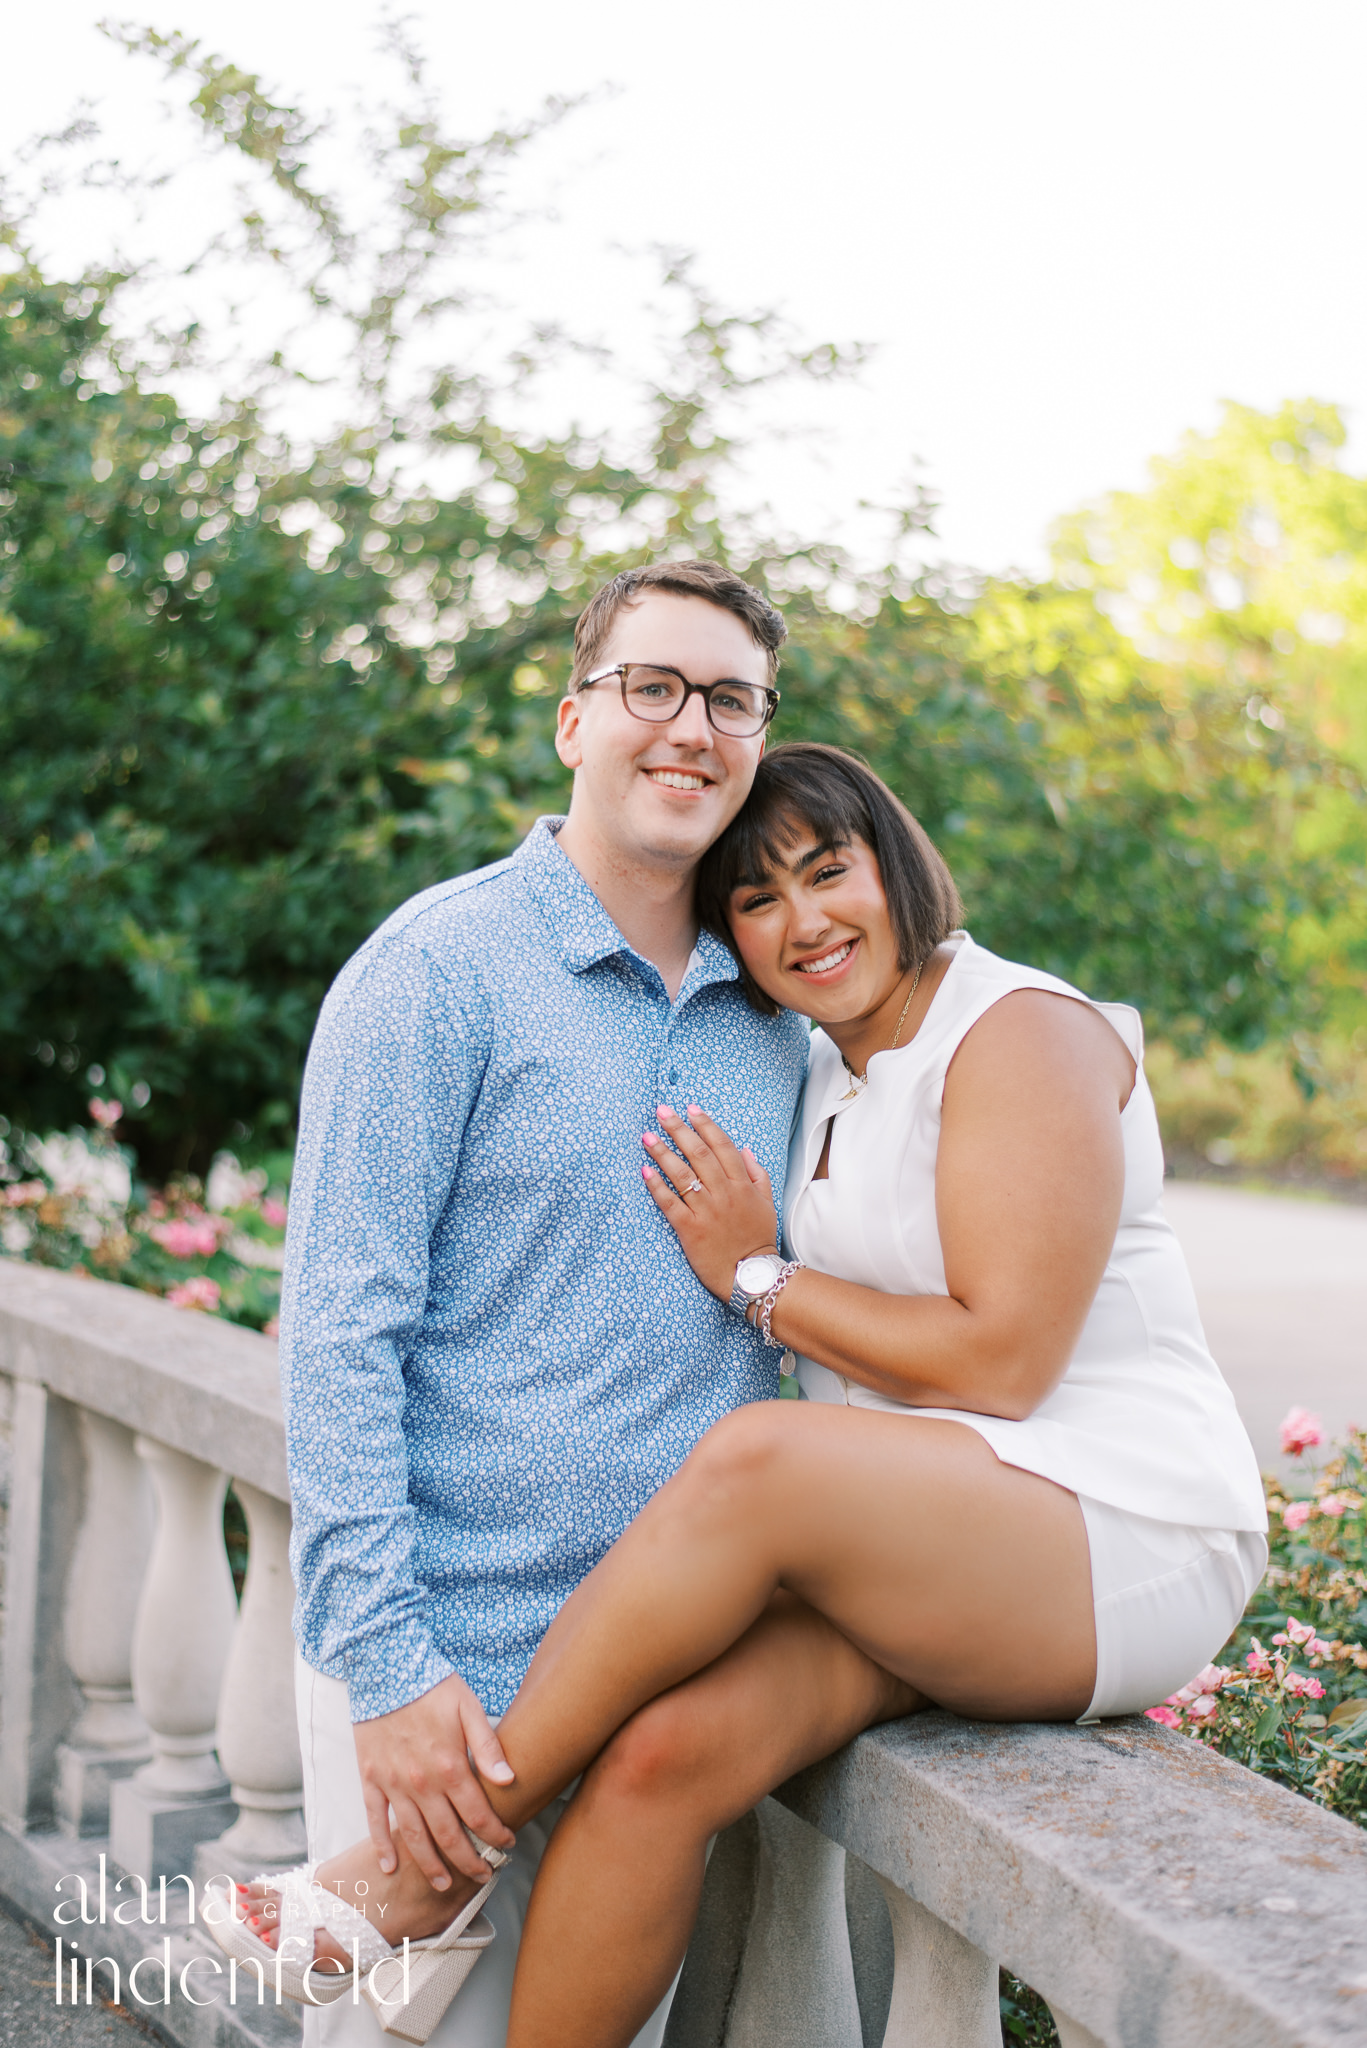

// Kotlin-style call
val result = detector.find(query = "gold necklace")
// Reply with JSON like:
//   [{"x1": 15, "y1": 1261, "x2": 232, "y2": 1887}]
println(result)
[{"x1": 841, "y1": 956, "x2": 926, "y2": 1094}]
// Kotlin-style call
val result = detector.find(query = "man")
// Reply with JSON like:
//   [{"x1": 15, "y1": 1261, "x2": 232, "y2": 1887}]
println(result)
[{"x1": 281, "y1": 560, "x2": 809, "y2": 2045}]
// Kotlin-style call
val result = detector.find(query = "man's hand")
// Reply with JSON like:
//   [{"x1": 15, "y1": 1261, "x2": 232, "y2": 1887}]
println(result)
[{"x1": 353, "y1": 1672, "x2": 517, "y2": 1889}]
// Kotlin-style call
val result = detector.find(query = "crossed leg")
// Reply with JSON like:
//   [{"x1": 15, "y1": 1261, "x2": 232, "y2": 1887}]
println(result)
[
  {"x1": 506, "y1": 1590, "x2": 910, "y2": 2047},
  {"x1": 248, "y1": 1405, "x2": 1095, "y2": 2032},
  {"x1": 494, "y1": 1406, "x2": 1095, "y2": 2046}
]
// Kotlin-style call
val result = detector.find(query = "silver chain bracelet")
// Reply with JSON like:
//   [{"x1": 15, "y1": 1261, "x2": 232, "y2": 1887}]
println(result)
[{"x1": 747, "y1": 1259, "x2": 804, "y2": 1349}]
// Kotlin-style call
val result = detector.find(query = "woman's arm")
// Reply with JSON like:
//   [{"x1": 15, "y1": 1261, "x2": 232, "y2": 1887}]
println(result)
[{"x1": 644, "y1": 990, "x2": 1135, "y2": 1422}]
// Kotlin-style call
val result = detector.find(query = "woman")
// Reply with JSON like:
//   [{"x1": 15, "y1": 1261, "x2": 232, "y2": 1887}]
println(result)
[{"x1": 217, "y1": 743, "x2": 1267, "y2": 2046}]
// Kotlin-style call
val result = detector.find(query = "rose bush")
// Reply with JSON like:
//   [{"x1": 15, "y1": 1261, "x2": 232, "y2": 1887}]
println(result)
[
  {"x1": 1148, "y1": 1413, "x2": 1367, "y2": 1828},
  {"x1": 0, "y1": 1099, "x2": 286, "y2": 1332}
]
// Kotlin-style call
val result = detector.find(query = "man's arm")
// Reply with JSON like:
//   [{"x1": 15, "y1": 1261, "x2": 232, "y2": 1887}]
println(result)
[{"x1": 282, "y1": 930, "x2": 515, "y2": 1884}]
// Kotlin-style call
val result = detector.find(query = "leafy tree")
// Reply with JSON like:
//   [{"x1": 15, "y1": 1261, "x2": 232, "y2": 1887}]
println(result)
[
  {"x1": 0, "y1": 24, "x2": 856, "y2": 1175},
  {"x1": 1050, "y1": 400, "x2": 1367, "y2": 1039},
  {"x1": 1, "y1": 35, "x2": 1354, "y2": 1175}
]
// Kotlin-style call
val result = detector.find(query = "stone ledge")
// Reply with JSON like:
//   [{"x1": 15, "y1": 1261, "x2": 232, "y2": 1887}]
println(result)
[
  {"x1": 0, "y1": 1822, "x2": 300, "y2": 2047},
  {"x1": 776, "y1": 1711, "x2": 1367, "y2": 2048},
  {"x1": 0, "y1": 1262, "x2": 285, "y2": 1498}
]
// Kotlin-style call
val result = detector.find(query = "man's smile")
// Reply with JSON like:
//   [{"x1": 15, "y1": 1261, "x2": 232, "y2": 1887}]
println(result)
[{"x1": 643, "y1": 768, "x2": 714, "y2": 792}]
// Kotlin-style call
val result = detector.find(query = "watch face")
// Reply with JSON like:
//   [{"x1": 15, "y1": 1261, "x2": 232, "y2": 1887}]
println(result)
[{"x1": 737, "y1": 1254, "x2": 782, "y2": 1297}]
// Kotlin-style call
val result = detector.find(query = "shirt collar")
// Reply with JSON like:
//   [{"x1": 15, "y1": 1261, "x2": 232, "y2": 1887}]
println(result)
[{"x1": 514, "y1": 817, "x2": 740, "y2": 992}]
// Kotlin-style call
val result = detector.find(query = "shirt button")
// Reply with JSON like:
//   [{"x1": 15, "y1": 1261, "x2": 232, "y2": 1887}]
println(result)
[{"x1": 669, "y1": 1069, "x2": 679, "y2": 1085}]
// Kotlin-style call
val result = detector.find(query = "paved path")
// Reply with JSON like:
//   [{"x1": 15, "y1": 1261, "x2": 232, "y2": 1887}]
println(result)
[
  {"x1": 0, "y1": 1900, "x2": 153, "y2": 2047},
  {"x1": 1163, "y1": 1181, "x2": 1367, "y2": 1471}
]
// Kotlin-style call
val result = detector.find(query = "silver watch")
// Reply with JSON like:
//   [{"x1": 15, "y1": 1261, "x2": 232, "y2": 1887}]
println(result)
[{"x1": 729, "y1": 1252, "x2": 788, "y2": 1318}]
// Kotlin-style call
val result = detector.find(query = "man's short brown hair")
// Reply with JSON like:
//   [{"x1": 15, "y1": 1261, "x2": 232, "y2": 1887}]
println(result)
[{"x1": 569, "y1": 560, "x2": 786, "y2": 689}]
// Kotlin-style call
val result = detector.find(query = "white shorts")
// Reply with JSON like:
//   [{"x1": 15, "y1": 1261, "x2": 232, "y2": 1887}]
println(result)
[{"x1": 1078, "y1": 1497, "x2": 1268, "y2": 1721}]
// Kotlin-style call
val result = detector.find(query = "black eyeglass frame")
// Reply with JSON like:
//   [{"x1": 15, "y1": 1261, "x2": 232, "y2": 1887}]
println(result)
[{"x1": 578, "y1": 662, "x2": 780, "y2": 738}]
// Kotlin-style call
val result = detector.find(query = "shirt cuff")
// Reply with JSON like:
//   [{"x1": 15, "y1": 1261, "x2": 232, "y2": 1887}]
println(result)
[{"x1": 343, "y1": 1623, "x2": 459, "y2": 1724}]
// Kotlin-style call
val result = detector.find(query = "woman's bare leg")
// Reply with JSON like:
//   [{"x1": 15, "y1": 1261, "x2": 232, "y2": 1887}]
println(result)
[
  {"x1": 481, "y1": 1406, "x2": 1094, "y2": 1831},
  {"x1": 507, "y1": 1592, "x2": 916, "y2": 2048},
  {"x1": 248, "y1": 1408, "x2": 1093, "y2": 1963}
]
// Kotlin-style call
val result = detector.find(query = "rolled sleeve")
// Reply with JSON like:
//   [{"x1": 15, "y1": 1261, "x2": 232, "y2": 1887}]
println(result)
[{"x1": 281, "y1": 932, "x2": 487, "y2": 1721}]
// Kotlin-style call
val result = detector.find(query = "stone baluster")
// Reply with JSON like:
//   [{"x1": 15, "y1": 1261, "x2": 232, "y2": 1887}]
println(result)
[
  {"x1": 875, "y1": 1882, "x2": 1001, "y2": 2048},
  {"x1": 56, "y1": 1410, "x2": 154, "y2": 1834},
  {"x1": 196, "y1": 1480, "x2": 305, "y2": 1883},
  {"x1": 0, "y1": 1376, "x2": 81, "y2": 1831},
  {"x1": 109, "y1": 1439, "x2": 238, "y2": 1884},
  {"x1": 726, "y1": 1798, "x2": 863, "y2": 2047}
]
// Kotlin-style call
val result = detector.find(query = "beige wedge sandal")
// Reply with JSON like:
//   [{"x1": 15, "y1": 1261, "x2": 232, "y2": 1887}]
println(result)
[{"x1": 204, "y1": 1828, "x2": 509, "y2": 2044}]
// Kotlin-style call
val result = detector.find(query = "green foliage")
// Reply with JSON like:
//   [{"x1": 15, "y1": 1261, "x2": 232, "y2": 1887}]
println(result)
[
  {"x1": 999, "y1": 1972, "x2": 1060, "y2": 2046},
  {"x1": 1, "y1": 34, "x2": 1360, "y2": 1173},
  {"x1": 1146, "y1": 1038, "x2": 1367, "y2": 1188},
  {"x1": 0, "y1": 275, "x2": 459, "y2": 1172},
  {"x1": 1051, "y1": 400, "x2": 1367, "y2": 1038}
]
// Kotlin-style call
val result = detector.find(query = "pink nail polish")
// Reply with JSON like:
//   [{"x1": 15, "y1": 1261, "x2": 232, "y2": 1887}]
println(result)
[
  {"x1": 687, "y1": 1104, "x2": 703, "y2": 1115},
  {"x1": 642, "y1": 1165, "x2": 654, "y2": 1180},
  {"x1": 642, "y1": 1132, "x2": 658, "y2": 1146},
  {"x1": 657, "y1": 1104, "x2": 673, "y2": 1117}
]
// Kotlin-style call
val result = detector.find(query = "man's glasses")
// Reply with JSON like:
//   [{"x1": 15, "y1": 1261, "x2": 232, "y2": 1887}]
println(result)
[{"x1": 578, "y1": 664, "x2": 779, "y2": 740}]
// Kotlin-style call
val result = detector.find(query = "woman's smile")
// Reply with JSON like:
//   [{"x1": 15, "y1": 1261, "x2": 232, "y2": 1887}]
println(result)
[{"x1": 790, "y1": 937, "x2": 860, "y2": 982}]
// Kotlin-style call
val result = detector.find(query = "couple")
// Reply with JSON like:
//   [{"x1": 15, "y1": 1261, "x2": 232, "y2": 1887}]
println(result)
[{"x1": 211, "y1": 559, "x2": 1267, "y2": 2045}]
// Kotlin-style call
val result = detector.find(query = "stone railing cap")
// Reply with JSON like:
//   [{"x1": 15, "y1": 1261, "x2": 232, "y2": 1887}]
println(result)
[
  {"x1": 780, "y1": 1710, "x2": 1367, "y2": 2047},
  {"x1": 0, "y1": 1259, "x2": 286, "y2": 1499}
]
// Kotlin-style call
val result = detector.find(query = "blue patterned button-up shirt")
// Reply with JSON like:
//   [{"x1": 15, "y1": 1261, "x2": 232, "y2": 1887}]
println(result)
[{"x1": 281, "y1": 818, "x2": 809, "y2": 1720}]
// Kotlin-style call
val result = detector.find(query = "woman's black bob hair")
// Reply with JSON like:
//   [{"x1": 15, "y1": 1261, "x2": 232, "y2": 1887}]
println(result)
[{"x1": 697, "y1": 743, "x2": 964, "y2": 1017}]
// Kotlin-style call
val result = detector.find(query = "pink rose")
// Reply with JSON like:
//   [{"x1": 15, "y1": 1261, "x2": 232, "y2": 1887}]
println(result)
[
  {"x1": 1317, "y1": 1493, "x2": 1353, "y2": 1518},
  {"x1": 151, "y1": 1218, "x2": 220, "y2": 1259},
  {"x1": 1281, "y1": 1501, "x2": 1312, "y2": 1531},
  {"x1": 1146, "y1": 1705, "x2": 1183, "y2": 1728},
  {"x1": 3, "y1": 1181, "x2": 46, "y2": 1207},
  {"x1": 1246, "y1": 1640, "x2": 1274, "y2": 1677},
  {"x1": 260, "y1": 1197, "x2": 288, "y2": 1228},
  {"x1": 166, "y1": 1276, "x2": 221, "y2": 1313},
  {"x1": 1282, "y1": 1671, "x2": 1325, "y2": 1700},
  {"x1": 1280, "y1": 1618, "x2": 1316, "y2": 1647},
  {"x1": 1186, "y1": 1694, "x2": 1220, "y2": 1722},
  {"x1": 1279, "y1": 1407, "x2": 1323, "y2": 1457},
  {"x1": 88, "y1": 1097, "x2": 124, "y2": 1129}
]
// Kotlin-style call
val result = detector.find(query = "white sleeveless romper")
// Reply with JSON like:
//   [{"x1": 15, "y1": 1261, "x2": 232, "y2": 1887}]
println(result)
[{"x1": 783, "y1": 932, "x2": 1268, "y2": 1720}]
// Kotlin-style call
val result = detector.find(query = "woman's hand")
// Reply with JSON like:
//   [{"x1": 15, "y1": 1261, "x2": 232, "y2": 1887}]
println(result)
[{"x1": 643, "y1": 1106, "x2": 779, "y2": 1302}]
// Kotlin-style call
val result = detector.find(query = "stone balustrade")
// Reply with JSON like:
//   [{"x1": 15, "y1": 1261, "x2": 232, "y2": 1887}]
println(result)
[
  {"x1": 1, "y1": 1258, "x2": 1365, "y2": 2048},
  {"x1": 0, "y1": 1259, "x2": 303, "y2": 2045}
]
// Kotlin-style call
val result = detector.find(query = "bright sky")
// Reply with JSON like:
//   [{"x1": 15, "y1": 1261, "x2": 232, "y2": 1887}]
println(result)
[{"x1": 8, "y1": 0, "x2": 1367, "y2": 576}]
